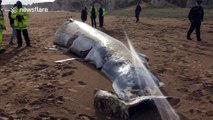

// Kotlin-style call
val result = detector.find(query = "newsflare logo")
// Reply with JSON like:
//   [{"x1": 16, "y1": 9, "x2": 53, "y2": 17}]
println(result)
[{"x1": 10, "y1": 7, "x2": 49, "y2": 13}]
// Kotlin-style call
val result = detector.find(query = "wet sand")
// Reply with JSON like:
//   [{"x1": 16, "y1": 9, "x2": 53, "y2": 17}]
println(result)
[{"x1": 0, "y1": 11, "x2": 212, "y2": 120}]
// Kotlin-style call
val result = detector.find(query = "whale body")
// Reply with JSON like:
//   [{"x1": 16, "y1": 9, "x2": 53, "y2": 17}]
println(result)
[{"x1": 55, "y1": 19, "x2": 161, "y2": 100}]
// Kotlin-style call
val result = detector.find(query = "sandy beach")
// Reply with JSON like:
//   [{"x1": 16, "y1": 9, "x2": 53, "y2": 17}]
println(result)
[{"x1": 0, "y1": 11, "x2": 212, "y2": 120}]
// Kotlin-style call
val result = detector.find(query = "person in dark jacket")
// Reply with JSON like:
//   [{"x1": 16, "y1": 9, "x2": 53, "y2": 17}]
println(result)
[
  {"x1": 135, "y1": 3, "x2": 142, "y2": 23},
  {"x1": 81, "y1": 7, "x2": 87, "y2": 22},
  {"x1": 8, "y1": 4, "x2": 17, "y2": 45},
  {"x1": 90, "y1": 5, "x2": 98, "y2": 28},
  {"x1": 98, "y1": 6, "x2": 106, "y2": 27},
  {"x1": 187, "y1": 0, "x2": 204, "y2": 41}
]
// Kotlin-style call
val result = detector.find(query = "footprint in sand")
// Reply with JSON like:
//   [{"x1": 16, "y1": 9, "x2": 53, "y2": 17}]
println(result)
[
  {"x1": 78, "y1": 81, "x2": 87, "y2": 86},
  {"x1": 76, "y1": 114, "x2": 96, "y2": 120},
  {"x1": 16, "y1": 108, "x2": 30, "y2": 117},
  {"x1": 74, "y1": 81, "x2": 87, "y2": 88},
  {"x1": 206, "y1": 110, "x2": 213, "y2": 116},
  {"x1": 30, "y1": 94, "x2": 64, "y2": 106},
  {"x1": 0, "y1": 81, "x2": 16, "y2": 95},
  {"x1": 15, "y1": 95, "x2": 30, "y2": 105},
  {"x1": 34, "y1": 112, "x2": 69, "y2": 120},
  {"x1": 0, "y1": 108, "x2": 13, "y2": 119},
  {"x1": 61, "y1": 71, "x2": 75, "y2": 77},
  {"x1": 38, "y1": 83, "x2": 61, "y2": 94}
]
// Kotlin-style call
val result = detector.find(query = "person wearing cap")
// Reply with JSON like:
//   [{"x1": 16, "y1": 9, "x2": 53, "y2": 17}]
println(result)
[
  {"x1": 90, "y1": 5, "x2": 98, "y2": 28},
  {"x1": 8, "y1": 4, "x2": 17, "y2": 45},
  {"x1": 98, "y1": 5, "x2": 106, "y2": 27},
  {"x1": 0, "y1": 0, "x2": 6, "y2": 53},
  {"x1": 11, "y1": 1, "x2": 31, "y2": 47},
  {"x1": 187, "y1": 0, "x2": 204, "y2": 41}
]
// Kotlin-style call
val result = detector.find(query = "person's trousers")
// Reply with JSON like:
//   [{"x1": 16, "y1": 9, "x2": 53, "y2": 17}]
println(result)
[
  {"x1": 0, "y1": 30, "x2": 3, "y2": 49},
  {"x1": 187, "y1": 21, "x2": 201, "y2": 40},
  {"x1": 91, "y1": 17, "x2": 96, "y2": 28},
  {"x1": 16, "y1": 29, "x2": 31, "y2": 47},
  {"x1": 9, "y1": 24, "x2": 17, "y2": 44},
  {"x1": 99, "y1": 16, "x2": 104, "y2": 27},
  {"x1": 135, "y1": 15, "x2": 139, "y2": 22}
]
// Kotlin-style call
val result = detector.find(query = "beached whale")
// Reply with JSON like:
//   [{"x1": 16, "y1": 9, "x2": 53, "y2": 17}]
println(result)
[
  {"x1": 55, "y1": 19, "x2": 161, "y2": 99},
  {"x1": 55, "y1": 19, "x2": 180, "y2": 120}
]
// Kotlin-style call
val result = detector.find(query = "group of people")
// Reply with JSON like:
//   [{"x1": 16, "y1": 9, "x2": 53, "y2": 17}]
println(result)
[
  {"x1": 81, "y1": 5, "x2": 106, "y2": 28},
  {"x1": 82, "y1": 1, "x2": 204, "y2": 42},
  {"x1": 0, "y1": 0, "x2": 205, "y2": 53},
  {"x1": 0, "y1": 0, "x2": 31, "y2": 53}
]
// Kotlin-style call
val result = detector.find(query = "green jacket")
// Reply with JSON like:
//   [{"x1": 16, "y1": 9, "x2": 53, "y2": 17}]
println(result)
[
  {"x1": 0, "y1": 8, "x2": 5, "y2": 30},
  {"x1": 11, "y1": 7, "x2": 30, "y2": 30},
  {"x1": 90, "y1": 7, "x2": 98, "y2": 17},
  {"x1": 102, "y1": 8, "x2": 107, "y2": 16}
]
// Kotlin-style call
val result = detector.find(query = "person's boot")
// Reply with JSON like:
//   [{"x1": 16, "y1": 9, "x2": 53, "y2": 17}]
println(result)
[
  {"x1": 197, "y1": 38, "x2": 202, "y2": 41},
  {"x1": 187, "y1": 36, "x2": 192, "y2": 40},
  {"x1": 26, "y1": 44, "x2": 32, "y2": 47},
  {"x1": 0, "y1": 48, "x2": 6, "y2": 53},
  {"x1": 17, "y1": 45, "x2": 22, "y2": 48}
]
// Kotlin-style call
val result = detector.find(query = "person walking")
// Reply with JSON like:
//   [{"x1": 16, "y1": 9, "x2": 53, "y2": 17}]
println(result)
[
  {"x1": 187, "y1": 0, "x2": 204, "y2": 41},
  {"x1": 8, "y1": 4, "x2": 17, "y2": 45},
  {"x1": 11, "y1": 1, "x2": 31, "y2": 47},
  {"x1": 98, "y1": 6, "x2": 106, "y2": 27},
  {"x1": 0, "y1": 0, "x2": 6, "y2": 53},
  {"x1": 90, "y1": 5, "x2": 98, "y2": 28},
  {"x1": 135, "y1": 3, "x2": 142, "y2": 23},
  {"x1": 81, "y1": 7, "x2": 88, "y2": 22}
]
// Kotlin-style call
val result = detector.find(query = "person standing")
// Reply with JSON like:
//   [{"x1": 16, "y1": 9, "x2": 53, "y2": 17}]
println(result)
[
  {"x1": 11, "y1": 1, "x2": 31, "y2": 47},
  {"x1": 135, "y1": 3, "x2": 142, "y2": 23},
  {"x1": 90, "y1": 5, "x2": 98, "y2": 28},
  {"x1": 81, "y1": 7, "x2": 88, "y2": 22},
  {"x1": 0, "y1": 0, "x2": 6, "y2": 53},
  {"x1": 8, "y1": 4, "x2": 17, "y2": 45},
  {"x1": 98, "y1": 6, "x2": 106, "y2": 27},
  {"x1": 187, "y1": 0, "x2": 204, "y2": 41}
]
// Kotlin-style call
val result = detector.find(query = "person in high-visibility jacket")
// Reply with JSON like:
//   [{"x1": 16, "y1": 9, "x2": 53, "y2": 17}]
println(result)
[
  {"x1": 90, "y1": 5, "x2": 98, "y2": 28},
  {"x1": 11, "y1": 1, "x2": 31, "y2": 47},
  {"x1": 98, "y1": 6, "x2": 106, "y2": 27},
  {"x1": 0, "y1": 0, "x2": 6, "y2": 53}
]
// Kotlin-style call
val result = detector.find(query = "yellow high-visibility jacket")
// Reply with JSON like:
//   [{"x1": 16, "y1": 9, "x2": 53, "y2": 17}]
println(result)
[
  {"x1": 11, "y1": 7, "x2": 30, "y2": 30},
  {"x1": 90, "y1": 7, "x2": 98, "y2": 17},
  {"x1": 102, "y1": 8, "x2": 107, "y2": 16},
  {"x1": 0, "y1": 9, "x2": 5, "y2": 30}
]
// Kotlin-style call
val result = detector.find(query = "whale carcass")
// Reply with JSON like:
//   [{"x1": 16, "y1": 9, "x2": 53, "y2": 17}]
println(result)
[{"x1": 55, "y1": 19, "x2": 179, "y2": 120}]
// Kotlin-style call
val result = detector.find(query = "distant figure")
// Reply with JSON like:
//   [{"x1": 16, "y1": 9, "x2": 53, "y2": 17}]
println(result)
[
  {"x1": 81, "y1": 7, "x2": 87, "y2": 22},
  {"x1": 90, "y1": 5, "x2": 98, "y2": 28},
  {"x1": 99, "y1": 6, "x2": 106, "y2": 27},
  {"x1": 0, "y1": 0, "x2": 6, "y2": 53},
  {"x1": 187, "y1": 0, "x2": 204, "y2": 41},
  {"x1": 11, "y1": 1, "x2": 31, "y2": 47},
  {"x1": 8, "y1": 4, "x2": 17, "y2": 45},
  {"x1": 135, "y1": 3, "x2": 142, "y2": 23}
]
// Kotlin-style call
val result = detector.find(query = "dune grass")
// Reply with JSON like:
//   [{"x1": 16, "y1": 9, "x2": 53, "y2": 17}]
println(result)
[{"x1": 109, "y1": 7, "x2": 213, "y2": 20}]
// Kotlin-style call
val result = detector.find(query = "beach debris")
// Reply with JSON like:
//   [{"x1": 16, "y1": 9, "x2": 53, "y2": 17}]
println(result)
[{"x1": 55, "y1": 58, "x2": 78, "y2": 63}]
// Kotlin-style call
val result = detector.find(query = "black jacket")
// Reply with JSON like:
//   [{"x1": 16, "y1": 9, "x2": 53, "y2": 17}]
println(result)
[
  {"x1": 81, "y1": 9, "x2": 87, "y2": 21},
  {"x1": 188, "y1": 5, "x2": 204, "y2": 22},
  {"x1": 8, "y1": 8, "x2": 14, "y2": 25},
  {"x1": 135, "y1": 5, "x2": 142, "y2": 16}
]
